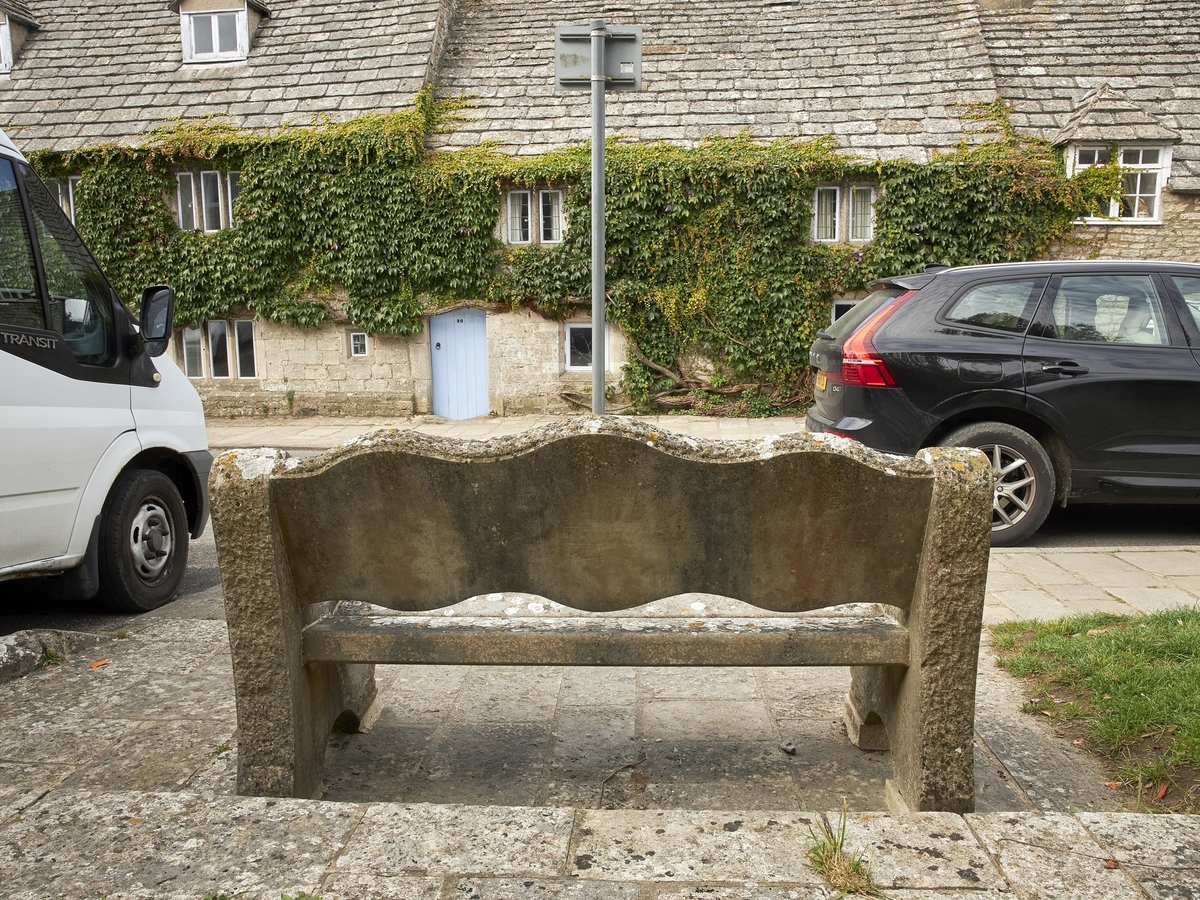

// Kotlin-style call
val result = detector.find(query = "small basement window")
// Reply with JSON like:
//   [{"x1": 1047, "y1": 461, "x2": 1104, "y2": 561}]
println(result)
[
  {"x1": 564, "y1": 322, "x2": 610, "y2": 372},
  {"x1": 349, "y1": 331, "x2": 368, "y2": 357}
]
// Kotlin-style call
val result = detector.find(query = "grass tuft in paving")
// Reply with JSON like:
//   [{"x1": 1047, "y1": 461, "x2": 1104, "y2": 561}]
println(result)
[
  {"x1": 805, "y1": 801, "x2": 883, "y2": 896},
  {"x1": 990, "y1": 606, "x2": 1200, "y2": 811}
]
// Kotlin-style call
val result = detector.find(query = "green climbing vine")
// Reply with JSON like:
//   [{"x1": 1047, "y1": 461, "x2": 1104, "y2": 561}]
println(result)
[{"x1": 29, "y1": 94, "x2": 1117, "y2": 414}]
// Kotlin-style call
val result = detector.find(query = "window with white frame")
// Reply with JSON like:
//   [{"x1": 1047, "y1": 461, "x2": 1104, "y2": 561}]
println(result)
[
  {"x1": 186, "y1": 319, "x2": 256, "y2": 379},
  {"x1": 1070, "y1": 144, "x2": 1171, "y2": 223},
  {"x1": 813, "y1": 187, "x2": 839, "y2": 242},
  {"x1": 44, "y1": 176, "x2": 81, "y2": 224},
  {"x1": 814, "y1": 184, "x2": 876, "y2": 243},
  {"x1": 505, "y1": 187, "x2": 566, "y2": 245},
  {"x1": 177, "y1": 170, "x2": 240, "y2": 231},
  {"x1": 564, "y1": 322, "x2": 610, "y2": 372},
  {"x1": 0, "y1": 15, "x2": 12, "y2": 75},
  {"x1": 507, "y1": 190, "x2": 531, "y2": 244},
  {"x1": 180, "y1": 2, "x2": 248, "y2": 64},
  {"x1": 849, "y1": 186, "x2": 875, "y2": 242},
  {"x1": 349, "y1": 331, "x2": 368, "y2": 357},
  {"x1": 540, "y1": 190, "x2": 563, "y2": 243}
]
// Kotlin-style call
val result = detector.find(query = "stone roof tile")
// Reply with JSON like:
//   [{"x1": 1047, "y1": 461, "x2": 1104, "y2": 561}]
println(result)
[
  {"x1": 978, "y1": 0, "x2": 1200, "y2": 178},
  {"x1": 0, "y1": 0, "x2": 444, "y2": 150},
  {"x1": 0, "y1": 0, "x2": 37, "y2": 28},
  {"x1": 428, "y1": 0, "x2": 997, "y2": 161}
]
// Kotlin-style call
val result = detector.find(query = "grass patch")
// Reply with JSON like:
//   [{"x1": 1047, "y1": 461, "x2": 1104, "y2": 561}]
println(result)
[
  {"x1": 990, "y1": 606, "x2": 1200, "y2": 811},
  {"x1": 804, "y1": 802, "x2": 883, "y2": 896}
]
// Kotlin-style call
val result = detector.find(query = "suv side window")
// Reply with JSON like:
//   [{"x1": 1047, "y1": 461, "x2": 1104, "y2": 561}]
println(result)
[
  {"x1": 943, "y1": 279, "x2": 1043, "y2": 333},
  {"x1": 1048, "y1": 274, "x2": 1168, "y2": 346},
  {"x1": 1168, "y1": 276, "x2": 1200, "y2": 331},
  {"x1": 22, "y1": 167, "x2": 116, "y2": 366},
  {"x1": 0, "y1": 159, "x2": 43, "y2": 330}
]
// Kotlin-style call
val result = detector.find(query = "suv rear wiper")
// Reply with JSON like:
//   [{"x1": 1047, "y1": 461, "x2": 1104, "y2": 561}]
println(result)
[{"x1": 816, "y1": 329, "x2": 835, "y2": 341}]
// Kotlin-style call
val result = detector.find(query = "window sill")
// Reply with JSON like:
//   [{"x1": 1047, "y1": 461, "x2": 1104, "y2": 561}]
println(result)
[
  {"x1": 182, "y1": 57, "x2": 250, "y2": 68},
  {"x1": 1077, "y1": 217, "x2": 1163, "y2": 227}
]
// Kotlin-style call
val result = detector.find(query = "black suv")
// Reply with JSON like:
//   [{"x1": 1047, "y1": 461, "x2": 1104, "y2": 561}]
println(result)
[{"x1": 806, "y1": 261, "x2": 1200, "y2": 545}]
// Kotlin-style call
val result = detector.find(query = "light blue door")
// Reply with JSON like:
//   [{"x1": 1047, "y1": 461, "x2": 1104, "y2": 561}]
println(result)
[{"x1": 430, "y1": 308, "x2": 489, "y2": 419}]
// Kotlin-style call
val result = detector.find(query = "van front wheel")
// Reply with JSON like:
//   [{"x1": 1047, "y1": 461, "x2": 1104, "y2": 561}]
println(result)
[{"x1": 97, "y1": 469, "x2": 189, "y2": 612}]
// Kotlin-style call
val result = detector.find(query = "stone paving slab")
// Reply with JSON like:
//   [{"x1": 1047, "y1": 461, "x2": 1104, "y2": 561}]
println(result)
[
  {"x1": 966, "y1": 812, "x2": 1145, "y2": 900},
  {"x1": 0, "y1": 790, "x2": 1194, "y2": 899},
  {"x1": 841, "y1": 811, "x2": 1004, "y2": 891},
  {"x1": 1078, "y1": 812, "x2": 1200, "y2": 900}
]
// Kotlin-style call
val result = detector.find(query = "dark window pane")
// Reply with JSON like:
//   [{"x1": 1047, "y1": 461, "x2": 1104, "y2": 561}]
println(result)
[
  {"x1": 236, "y1": 320, "x2": 255, "y2": 377},
  {"x1": 568, "y1": 326, "x2": 592, "y2": 368},
  {"x1": 201, "y1": 171, "x2": 221, "y2": 231},
  {"x1": 0, "y1": 159, "x2": 43, "y2": 329},
  {"x1": 209, "y1": 320, "x2": 230, "y2": 377},
  {"x1": 177, "y1": 173, "x2": 195, "y2": 230}
]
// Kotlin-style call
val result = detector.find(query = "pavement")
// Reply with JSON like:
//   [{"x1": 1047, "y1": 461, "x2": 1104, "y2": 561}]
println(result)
[{"x1": 0, "y1": 414, "x2": 1197, "y2": 900}]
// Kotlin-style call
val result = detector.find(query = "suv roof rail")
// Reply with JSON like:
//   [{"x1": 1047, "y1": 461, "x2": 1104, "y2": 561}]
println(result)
[{"x1": 924, "y1": 264, "x2": 952, "y2": 273}]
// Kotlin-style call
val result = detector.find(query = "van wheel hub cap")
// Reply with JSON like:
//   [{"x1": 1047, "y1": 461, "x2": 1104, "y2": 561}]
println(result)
[{"x1": 130, "y1": 500, "x2": 173, "y2": 581}]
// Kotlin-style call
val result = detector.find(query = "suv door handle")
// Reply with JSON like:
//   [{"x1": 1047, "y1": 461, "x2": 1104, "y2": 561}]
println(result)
[{"x1": 1042, "y1": 361, "x2": 1089, "y2": 376}]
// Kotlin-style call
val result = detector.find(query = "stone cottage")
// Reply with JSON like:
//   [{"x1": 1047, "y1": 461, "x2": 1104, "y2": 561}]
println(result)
[{"x1": 0, "y1": 0, "x2": 1197, "y2": 418}]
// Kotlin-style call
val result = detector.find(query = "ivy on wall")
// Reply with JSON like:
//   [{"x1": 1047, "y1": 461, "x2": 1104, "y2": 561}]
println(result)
[{"x1": 30, "y1": 94, "x2": 1117, "y2": 414}]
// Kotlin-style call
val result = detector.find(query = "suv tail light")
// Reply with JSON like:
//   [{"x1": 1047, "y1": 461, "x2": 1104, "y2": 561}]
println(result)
[{"x1": 841, "y1": 290, "x2": 916, "y2": 387}]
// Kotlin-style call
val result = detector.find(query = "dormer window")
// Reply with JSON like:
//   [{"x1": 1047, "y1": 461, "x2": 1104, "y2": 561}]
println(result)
[
  {"x1": 0, "y1": 15, "x2": 11, "y2": 74},
  {"x1": 173, "y1": 0, "x2": 269, "y2": 65},
  {"x1": 0, "y1": 5, "x2": 39, "y2": 75},
  {"x1": 1070, "y1": 143, "x2": 1172, "y2": 224}
]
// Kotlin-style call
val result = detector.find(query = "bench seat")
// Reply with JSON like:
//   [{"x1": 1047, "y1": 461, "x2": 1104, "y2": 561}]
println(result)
[{"x1": 302, "y1": 611, "x2": 911, "y2": 667}]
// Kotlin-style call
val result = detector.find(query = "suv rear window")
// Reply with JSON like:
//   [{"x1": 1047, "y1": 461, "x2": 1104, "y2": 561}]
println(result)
[
  {"x1": 825, "y1": 286, "x2": 905, "y2": 340},
  {"x1": 943, "y1": 279, "x2": 1043, "y2": 334}
]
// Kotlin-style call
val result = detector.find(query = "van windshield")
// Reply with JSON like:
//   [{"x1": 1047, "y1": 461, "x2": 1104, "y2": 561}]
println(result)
[
  {"x1": 0, "y1": 159, "x2": 43, "y2": 330},
  {"x1": 23, "y1": 167, "x2": 116, "y2": 366}
]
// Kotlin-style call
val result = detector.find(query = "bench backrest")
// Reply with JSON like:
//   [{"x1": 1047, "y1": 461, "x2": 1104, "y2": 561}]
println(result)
[{"x1": 258, "y1": 418, "x2": 946, "y2": 614}]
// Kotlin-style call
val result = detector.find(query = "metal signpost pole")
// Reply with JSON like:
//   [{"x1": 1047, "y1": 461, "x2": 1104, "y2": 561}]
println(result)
[
  {"x1": 590, "y1": 20, "x2": 607, "y2": 414},
  {"x1": 554, "y1": 23, "x2": 640, "y2": 415}
]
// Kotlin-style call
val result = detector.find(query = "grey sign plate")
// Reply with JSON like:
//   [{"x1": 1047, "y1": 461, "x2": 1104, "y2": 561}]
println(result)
[{"x1": 555, "y1": 25, "x2": 643, "y2": 92}]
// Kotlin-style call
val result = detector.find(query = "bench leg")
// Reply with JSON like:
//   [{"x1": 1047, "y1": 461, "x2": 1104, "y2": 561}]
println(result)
[
  {"x1": 842, "y1": 448, "x2": 991, "y2": 813},
  {"x1": 212, "y1": 458, "x2": 377, "y2": 798},
  {"x1": 845, "y1": 664, "x2": 895, "y2": 752}
]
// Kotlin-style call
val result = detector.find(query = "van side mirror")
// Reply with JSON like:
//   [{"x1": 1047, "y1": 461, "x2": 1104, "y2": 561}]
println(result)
[{"x1": 139, "y1": 286, "x2": 175, "y2": 358}]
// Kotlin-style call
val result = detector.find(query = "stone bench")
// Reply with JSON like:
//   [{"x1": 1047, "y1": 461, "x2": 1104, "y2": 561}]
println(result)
[{"x1": 209, "y1": 417, "x2": 992, "y2": 812}]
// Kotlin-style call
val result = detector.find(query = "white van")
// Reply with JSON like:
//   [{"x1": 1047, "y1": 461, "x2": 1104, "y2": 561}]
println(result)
[{"x1": 0, "y1": 127, "x2": 211, "y2": 611}]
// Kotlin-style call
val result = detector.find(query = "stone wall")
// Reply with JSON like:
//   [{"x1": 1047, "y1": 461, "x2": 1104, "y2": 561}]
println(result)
[
  {"x1": 488, "y1": 309, "x2": 628, "y2": 415},
  {"x1": 180, "y1": 308, "x2": 626, "y2": 419},
  {"x1": 1057, "y1": 191, "x2": 1200, "y2": 262}
]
